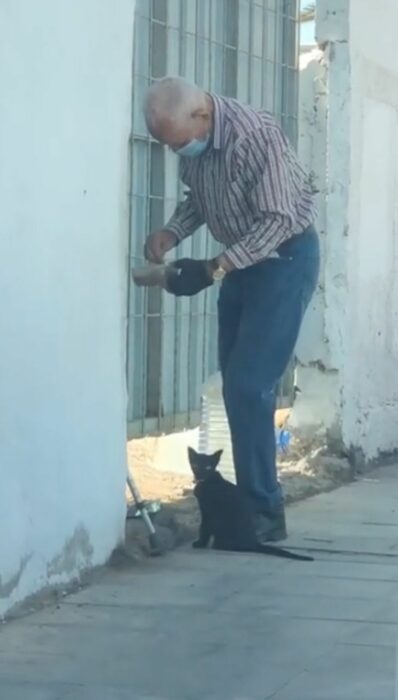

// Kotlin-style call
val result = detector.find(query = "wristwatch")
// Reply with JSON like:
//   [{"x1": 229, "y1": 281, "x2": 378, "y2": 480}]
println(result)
[{"x1": 209, "y1": 259, "x2": 226, "y2": 282}]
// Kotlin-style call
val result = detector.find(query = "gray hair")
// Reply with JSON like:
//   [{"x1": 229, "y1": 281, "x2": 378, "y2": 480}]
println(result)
[{"x1": 144, "y1": 76, "x2": 207, "y2": 132}]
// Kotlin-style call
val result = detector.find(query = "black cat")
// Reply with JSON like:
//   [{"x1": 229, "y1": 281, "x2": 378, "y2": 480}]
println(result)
[{"x1": 189, "y1": 447, "x2": 313, "y2": 562}]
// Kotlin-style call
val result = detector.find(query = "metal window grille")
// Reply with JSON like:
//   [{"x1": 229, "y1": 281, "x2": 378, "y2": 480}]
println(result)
[{"x1": 127, "y1": 0, "x2": 299, "y2": 438}]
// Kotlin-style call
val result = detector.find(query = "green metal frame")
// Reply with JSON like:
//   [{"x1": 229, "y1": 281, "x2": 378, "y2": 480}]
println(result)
[{"x1": 127, "y1": 0, "x2": 299, "y2": 439}]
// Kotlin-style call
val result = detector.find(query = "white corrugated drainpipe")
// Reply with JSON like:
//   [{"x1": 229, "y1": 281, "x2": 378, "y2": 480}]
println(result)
[
  {"x1": 199, "y1": 372, "x2": 236, "y2": 483},
  {"x1": 199, "y1": 372, "x2": 292, "y2": 483}
]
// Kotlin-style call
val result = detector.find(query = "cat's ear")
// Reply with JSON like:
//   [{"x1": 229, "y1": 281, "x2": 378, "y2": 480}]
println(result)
[
  {"x1": 211, "y1": 449, "x2": 223, "y2": 468},
  {"x1": 188, "y1": 446, "x2": 198, "y2": 466}
]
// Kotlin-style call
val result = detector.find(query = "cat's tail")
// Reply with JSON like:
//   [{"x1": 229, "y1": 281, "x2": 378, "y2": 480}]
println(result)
[{"x1": 255, "y1": 543, "x2": 313, "y2": 561}]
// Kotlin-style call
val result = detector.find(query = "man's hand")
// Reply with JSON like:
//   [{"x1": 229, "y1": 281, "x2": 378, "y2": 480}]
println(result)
[
  {"x1": 166, "y1": 259, "x2": 214, "y2": 297},
  {"x1": 144, "y1": 230, "x2": 178, "y2": 263}
]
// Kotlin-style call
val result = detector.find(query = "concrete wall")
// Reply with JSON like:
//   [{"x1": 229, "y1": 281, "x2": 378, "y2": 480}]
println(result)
[
  {"x1": 343, "y1": 0, "x2": 398, "y2": 457},
  {"x1": 0, "y1": 0, "x2": 134, "y2": 617},
  {"x1": 292, "y1": 47, "x2": 342, "y2": 436},
  {"x1": 295, "y1": 0, "x2": 398, "y2": 461}
]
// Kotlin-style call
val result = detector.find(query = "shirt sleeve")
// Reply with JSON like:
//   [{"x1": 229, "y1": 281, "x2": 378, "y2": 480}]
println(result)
[
  {"x1": 164, "y1": 189, "x2": 205, "y2": 242},
  {"x1": 221, "y1": 126, "x2": 296, "y2": 269}
]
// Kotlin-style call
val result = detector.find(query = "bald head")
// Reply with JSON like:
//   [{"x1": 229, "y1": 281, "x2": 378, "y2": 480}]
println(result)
[{"x1": 143, "y1": 77, "x2": 213, "y2": 151}]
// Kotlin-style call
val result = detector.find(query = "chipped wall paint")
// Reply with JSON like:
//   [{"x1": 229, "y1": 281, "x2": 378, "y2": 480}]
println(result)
[
  {"x1": 342, "y1": 0, "x2": 398, "y2": 458},
  {"x1": 291, "y1": 46, "x2": 342, "y2": 435},
  {"x1": 295, "y1": 0, "x2": 398, "y2": 460},
  {"x1": 0, "y1": 0, "x2": 135, "y2": 617},
  {"x1": 0, "y1": 556, "x2": 31, "y2": 601}
]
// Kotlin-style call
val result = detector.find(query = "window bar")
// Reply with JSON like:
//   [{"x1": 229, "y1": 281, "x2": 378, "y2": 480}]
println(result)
[
  {"x1": 140, "y1": 0, "x2": 154, "y2": 433},
  {"x1": 247, "y1": 0, "x2": 253, "y2": 105},
  {"x1": 156, "y1": 2, "x2": 168, "y2": 434},
  {"x1": 126, "y1": 6, "x2": 137, "y2": 414},
  {"x1": 186, "y1": 0, "x2": 202, "y2": 426}
]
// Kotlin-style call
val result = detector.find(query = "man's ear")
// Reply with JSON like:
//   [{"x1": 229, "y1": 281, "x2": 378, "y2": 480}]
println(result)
[
  {"x1": 191, "y1": 106, "x2": 211, "y2": 129},
  {"x1": 191, "y1": 106, "x2": 209, "y2": 118}
]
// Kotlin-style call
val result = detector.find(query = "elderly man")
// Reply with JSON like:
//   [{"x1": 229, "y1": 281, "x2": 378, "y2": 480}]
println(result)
[{"x1": 141, "y1": 76, "x2": 319, "y2": 542}]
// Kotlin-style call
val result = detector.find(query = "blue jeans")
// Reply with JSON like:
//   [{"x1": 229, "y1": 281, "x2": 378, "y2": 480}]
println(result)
[{"x1": 218, "y1": 226, "x2": 320, "y2": 513}]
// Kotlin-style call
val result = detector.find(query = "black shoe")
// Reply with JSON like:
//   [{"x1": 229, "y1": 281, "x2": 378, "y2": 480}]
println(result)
[{"x1": 255, "y1": 508, "x2": 287, "y2": 543}]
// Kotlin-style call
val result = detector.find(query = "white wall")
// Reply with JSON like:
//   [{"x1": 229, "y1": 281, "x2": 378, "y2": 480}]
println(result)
[
  {"x1": 298, "y1": 0, "x2": 398, "y2": 460},
  {"x1": 0, "y1": 0, "x2": 134, "y2": 617},
  {"x1": 292, "y1": 48, "x2": 342, "y2": 436},
  {"x1": 342, "y1": 0, "x2": 398, "y2": 457}
]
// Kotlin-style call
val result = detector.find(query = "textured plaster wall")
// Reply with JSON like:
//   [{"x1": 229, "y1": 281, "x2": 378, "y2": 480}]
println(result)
[
  {"x1": 0, "y1": 0, "x2": 135, "y2": 617},
  {"x1": 292, "y1": 47, "x2": 341, "y2": 435},
  {"x1": 295, "y1": 0, "x2": 398, "y2": 460},
  {"x1": 342, "y1": 0, "x2": 398, "y2": 457}
]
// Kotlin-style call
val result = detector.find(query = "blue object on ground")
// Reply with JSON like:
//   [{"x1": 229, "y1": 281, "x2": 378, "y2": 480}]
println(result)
[{"x1": 276, "y1": 429, "x2": 291, "y2": 453}]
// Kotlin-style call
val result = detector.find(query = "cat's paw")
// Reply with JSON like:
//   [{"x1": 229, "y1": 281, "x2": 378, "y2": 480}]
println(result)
[{"x1": 192, "y1": 540, "x2": 206, "y2": 549}]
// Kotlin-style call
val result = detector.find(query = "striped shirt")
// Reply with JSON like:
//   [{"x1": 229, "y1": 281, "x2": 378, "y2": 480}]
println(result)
[{"x1": 165, "y1": 94, "x2": 316, "y2": 269}]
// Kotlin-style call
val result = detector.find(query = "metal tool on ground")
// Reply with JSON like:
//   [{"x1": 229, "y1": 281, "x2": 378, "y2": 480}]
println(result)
[{"x1": 126, "y1": 473, "x2": 162, "y2": 556}]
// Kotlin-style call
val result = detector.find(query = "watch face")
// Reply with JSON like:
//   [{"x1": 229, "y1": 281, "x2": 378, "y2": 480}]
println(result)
[{"x1": 213, "y1": 266, "x2": 226, "y2": 281}]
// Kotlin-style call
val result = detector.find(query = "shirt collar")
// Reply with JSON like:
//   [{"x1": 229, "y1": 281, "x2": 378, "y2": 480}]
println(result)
[{"x1": 210, "y1": 94, "x2": 225, "y2": 150}]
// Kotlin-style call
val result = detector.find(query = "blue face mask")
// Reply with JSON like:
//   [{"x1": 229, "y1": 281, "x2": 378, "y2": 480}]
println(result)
[{"x1": 176, "y1": 134, "x2": 210, "y2": 158}]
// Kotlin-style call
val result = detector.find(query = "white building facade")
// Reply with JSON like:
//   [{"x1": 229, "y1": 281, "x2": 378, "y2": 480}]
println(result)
[
  {"x1": 295, "y1": 0, "x2": 398, "y2": 462},
  {"x1": 0, "y1": 0, "x2": 135, "y2": 617}
]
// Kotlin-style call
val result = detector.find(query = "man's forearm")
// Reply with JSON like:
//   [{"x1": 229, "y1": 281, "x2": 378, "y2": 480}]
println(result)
[
  {"x1": 164, "y1": 192, "x2": 205, "y2": 242},
  {"x1": 217, "y1": 214, "x2": 293, "y2": 270}
]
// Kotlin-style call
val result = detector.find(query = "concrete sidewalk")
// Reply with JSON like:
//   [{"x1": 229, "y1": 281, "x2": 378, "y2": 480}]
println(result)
[{"x1": 2, "y1": 466, "x2": 398, "y2": 699}]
